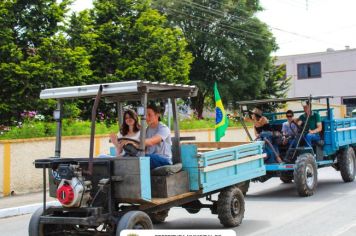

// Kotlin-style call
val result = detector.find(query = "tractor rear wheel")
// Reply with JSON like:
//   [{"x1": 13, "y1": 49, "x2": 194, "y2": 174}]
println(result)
[
  {"x1": 338, "y1": 147, "x2": 356, "y2": 182},
  {"x1": 280, "y1": 175, "x2": 293, "y2": 183}
]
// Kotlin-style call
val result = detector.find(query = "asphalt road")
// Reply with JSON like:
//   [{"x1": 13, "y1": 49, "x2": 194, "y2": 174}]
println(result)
[{"x1": 1, "y1": 167, "x2": 356, "y2": 236}]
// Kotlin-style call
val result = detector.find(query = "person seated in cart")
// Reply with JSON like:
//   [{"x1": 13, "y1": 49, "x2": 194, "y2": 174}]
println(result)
[
  {"x1": 245, "y1": 108, "x2": 282, "y2": 163},
  {"x1": 296, "y1": 100, "x2": 323, "y2": 147},
  {"x1": 110, "y1": 109, "x2": 141, "y2": 156},
  {"x1": 145, "y1": 104, "x2": 173, "y2": 169},
  {"x1": 281, "y1": 110, "x2": 299, "y2": 146}
]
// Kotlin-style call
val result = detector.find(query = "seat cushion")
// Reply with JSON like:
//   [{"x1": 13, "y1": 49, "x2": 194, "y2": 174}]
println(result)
[{"x1": 151, "y1": 163, "x2": 182, "y2": 176}]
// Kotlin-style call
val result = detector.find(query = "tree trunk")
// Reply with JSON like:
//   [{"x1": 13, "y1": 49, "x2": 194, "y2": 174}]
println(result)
[{"x1": 192, "y1": 90, "x2": 206, "y2": 119}]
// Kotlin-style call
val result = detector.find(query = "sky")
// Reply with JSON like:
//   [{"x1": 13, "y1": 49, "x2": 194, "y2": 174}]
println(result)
[{"x1": 72, "y1": 0, "x2": 356, "y2": 56}]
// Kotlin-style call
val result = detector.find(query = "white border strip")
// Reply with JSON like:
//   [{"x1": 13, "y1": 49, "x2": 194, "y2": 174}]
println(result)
[
  {"x1": 336, "y1": 127, "x2": 356, "y2": 132},
  {"x1": 202, "y1": 154, "x2": 265, "y2": 172},
  {"x1": 0, "y1": 201, "x2": 59, "y2": 218}
]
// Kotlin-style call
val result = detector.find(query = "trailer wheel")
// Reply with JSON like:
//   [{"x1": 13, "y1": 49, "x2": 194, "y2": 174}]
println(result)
[
  {"x1": 338, "y1": 147, "x2": 356, "y2": 182},
  {"x1": 217, "y1": 186, "x2": 245, "y2": 227},
  {"x1": 236, "y1": 180, "x2": 250, "y2": 195},
  {"x1": 149, "y1": 209, "x2": 170, "y2": 224},
  {"x1": 294, "y1": 153, "x2": 318, "y2": 197},
  {"x1": 116, "y1": 211, "x2": 153, "y2": 235}
]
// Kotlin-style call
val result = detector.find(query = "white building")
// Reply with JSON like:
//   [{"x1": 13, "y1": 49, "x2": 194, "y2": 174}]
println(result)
[{"x1": 277, "y1": 48, "x2": 356, "y2": 115}]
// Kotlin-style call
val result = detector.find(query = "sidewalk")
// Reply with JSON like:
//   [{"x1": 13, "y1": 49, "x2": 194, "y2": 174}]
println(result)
[{"x1": 0, "y1": 192, "x2": 58, "y2": 218}]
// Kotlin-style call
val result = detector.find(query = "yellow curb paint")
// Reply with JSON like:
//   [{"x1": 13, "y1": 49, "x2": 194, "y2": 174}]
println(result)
[
  {"x1": 94, "y1": 137, "x2": 101, "y2": 157},
  {"x1": 3, "y1": 143, "x2": 11, "y2": 196}
]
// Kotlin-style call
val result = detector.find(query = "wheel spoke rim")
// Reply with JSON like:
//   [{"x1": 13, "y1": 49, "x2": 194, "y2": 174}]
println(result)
[
  {"x1": 133, "y1": 223, "x2": 145, "y2": 229},
  {"x1": 306, "y1": 164, "x2": 314, "y2": 188},
  {"x1": 231, "y1": 197, "x2": 240, "y2": 216}
]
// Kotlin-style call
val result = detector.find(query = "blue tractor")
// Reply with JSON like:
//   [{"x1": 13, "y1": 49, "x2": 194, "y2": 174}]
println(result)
[{"x1": 236, "y1": 96, "x2": 356, "y2": 197}]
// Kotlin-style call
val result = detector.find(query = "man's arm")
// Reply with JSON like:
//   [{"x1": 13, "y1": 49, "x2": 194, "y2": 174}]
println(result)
[
  {"x1": 145, "y1": 135, "x2": 162, "y2": 147},
  {"x1": 309, "y1": 122, "x2": 322, "y2": 134},
  {"x1": 309, "y1": 113, "x2": 322, "y2": 134}
]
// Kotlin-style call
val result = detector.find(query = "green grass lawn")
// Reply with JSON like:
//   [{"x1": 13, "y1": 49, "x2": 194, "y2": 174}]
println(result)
[{"x1": 0, "y1": 118, "x2": 248, "y2": 140}]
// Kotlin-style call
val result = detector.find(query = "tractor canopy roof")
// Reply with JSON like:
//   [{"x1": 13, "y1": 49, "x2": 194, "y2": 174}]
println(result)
[
  {"x1": 235, "y1": 96, "x2": 333, "y2": 106},
  {"x1": 40, "y1": 80, "x2": 198, "y2": 101}
]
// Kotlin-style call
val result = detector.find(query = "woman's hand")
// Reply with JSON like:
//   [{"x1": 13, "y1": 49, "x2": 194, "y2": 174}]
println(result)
[{"x1": 109, "y1": 133, "x2": 122, "y2": 156}]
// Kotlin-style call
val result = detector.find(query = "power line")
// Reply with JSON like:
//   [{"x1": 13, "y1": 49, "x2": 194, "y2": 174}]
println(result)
[
  {"x1": 165, "y1": 7, "x2": 272, "y2": 43},
  {"x1": 176, "y1": 0, "x2": 341, "y2": 47},
  {"x1": 170, "y1": 1, "x2": 274, "y2": 40},
  {"x1": 161, "y1": 1, "x2": 344, "y2": 50}
]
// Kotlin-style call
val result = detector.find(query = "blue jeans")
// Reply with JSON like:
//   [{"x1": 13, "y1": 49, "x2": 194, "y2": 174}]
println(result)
[
  {"x1": 147, "y1": 154, "x2": 172, "y2": 169},
  {"x1": 305, "y1": 133, "x2": 321, "y2": 147},
  {"x1": 259, "y1": 131, "x2": 280, "y2": 163}
]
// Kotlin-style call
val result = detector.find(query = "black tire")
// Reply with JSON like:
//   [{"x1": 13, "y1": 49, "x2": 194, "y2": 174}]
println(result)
[
  {"x1": 149, "y1": 209, "x2": 170, "y2": 224},
  {"x1": 293, "y1": 153, "x2": 318, "y2": 197},
  {"x1": 217, "y1": 186, "x2": 245, "y2": 227},
  {"x1": 182, "y1": 200, "x2": 202, "y2": 214},
  {"x1": 185, "y1": 208, "x2": 201, "y2": 214},
  {"x1": 236, "y1": 180, "x2": 250, "y2": 196},
  {"x1": 29, "y1": 207, "x2": 63, "y2": 236},
  {"x1": 338, "y1": 147, "x2": 356, "y2": 182},
  {"x1": 116, "y1": 211, "x2": 153, "y2": 235},
  {"x1": 29, "y1": 207, "x2": 43, "y2": 236},
  {"x1": 280, "y1": 174, "x2": 293, "y2": 183}
]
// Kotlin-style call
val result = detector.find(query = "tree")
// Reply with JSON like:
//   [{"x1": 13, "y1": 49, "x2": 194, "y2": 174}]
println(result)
[
  {"x1": 83, "y1": 0, "x2": 193, "y2": 84},
  {"x1": 0, "y1": 1, "x2": 92, "y2": 124},
  {"x1": 260, "y1": 57, "x2": 290, "y2": 99},
  {"x1": 153, "y1": 0, "x2": 278, "y2": 118}
]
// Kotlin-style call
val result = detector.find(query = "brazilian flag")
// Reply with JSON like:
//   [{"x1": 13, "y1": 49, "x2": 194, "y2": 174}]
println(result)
[{"x1": 214, "y1": 82, "x2": 228, "y2": 141}]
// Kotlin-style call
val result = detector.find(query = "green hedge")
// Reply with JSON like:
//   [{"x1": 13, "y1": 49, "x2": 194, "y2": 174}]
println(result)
[{"x1": 0, "y1": 118, "x2": 245, "y2": 140}]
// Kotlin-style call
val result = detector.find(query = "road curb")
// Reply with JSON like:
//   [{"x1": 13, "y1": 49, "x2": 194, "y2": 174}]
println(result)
[{"x1": 0, "y1": 201, "x2": 59, "y2": 219}]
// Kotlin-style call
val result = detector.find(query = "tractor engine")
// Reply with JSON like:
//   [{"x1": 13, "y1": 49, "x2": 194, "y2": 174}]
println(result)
[{"x1": 55, "y1": 164, "x2": 92, "y2": 208}]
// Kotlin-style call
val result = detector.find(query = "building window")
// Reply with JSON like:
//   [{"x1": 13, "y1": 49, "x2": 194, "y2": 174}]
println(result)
[
  {"x1": 343, "y1": 97, "x2": 356, "y2": 117},
  {"x1": 297, "y1": 62, "x2": 321, "y2": 79}
]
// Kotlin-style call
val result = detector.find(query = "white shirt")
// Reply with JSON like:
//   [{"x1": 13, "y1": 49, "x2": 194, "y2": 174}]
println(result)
[{"x1": 117, "y1": 131, "x2": 141, "y2": 141}]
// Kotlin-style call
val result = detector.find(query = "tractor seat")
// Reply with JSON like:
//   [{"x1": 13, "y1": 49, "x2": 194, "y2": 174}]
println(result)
[{"x1": 151, "y1": 163, "x2": 182, "y2": 176}]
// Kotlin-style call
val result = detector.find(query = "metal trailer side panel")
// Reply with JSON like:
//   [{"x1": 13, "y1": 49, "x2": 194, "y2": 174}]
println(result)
[
  {"x1": 181, "y1": 142, "x2": 266, "y2": 194},
  {"x1": 181, "y1": 144, "x2": 200, "y2": 191},
  {"x1": 334, "y1": 118, "x2": 356, "y2": 148}
]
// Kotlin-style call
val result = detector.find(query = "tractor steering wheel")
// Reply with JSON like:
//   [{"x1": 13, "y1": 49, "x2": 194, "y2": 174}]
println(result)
[
  {"x1": 117, "y1": 137, "x2": 140, "y2": 145},
  {"x1": 117, "y1": 138, "x2": 141, "y2": 156}
]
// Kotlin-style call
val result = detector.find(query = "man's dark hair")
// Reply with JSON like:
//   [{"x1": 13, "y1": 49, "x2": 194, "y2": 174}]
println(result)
[
  {"x1": 147, "y1": 103, "x2": 161, "y2": 121},
  {"x1": 286, "y1": 110, "x2": 294, "y2": 116}
]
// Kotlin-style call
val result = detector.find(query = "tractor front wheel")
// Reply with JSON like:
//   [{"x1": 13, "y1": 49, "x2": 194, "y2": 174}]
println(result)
[{"x1": 294, "y1": 153, "x2": 318, "y2": 197}]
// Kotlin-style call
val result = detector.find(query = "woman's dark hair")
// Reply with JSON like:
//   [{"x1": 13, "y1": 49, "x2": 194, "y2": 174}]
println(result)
[{"x1": 120, "y1": 109, "x2": 140, "y2": 136}]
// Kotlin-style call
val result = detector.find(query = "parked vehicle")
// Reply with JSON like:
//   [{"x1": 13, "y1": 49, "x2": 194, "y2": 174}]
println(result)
[
  {"x1": 236, "y1": 96, "x2": 356, "y2": 197},
  {"x1": 29, "y1": 81, "x2": 266, "y2": 235}
]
